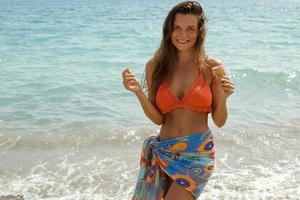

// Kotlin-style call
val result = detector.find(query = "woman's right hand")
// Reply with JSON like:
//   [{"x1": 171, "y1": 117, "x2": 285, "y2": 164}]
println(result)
[
  {"x1": 211, "y1": 65, "x2": 225, "y2": 78},
  {"x1": 122, "y1": 68, "x2": 142, "y2": 94}
]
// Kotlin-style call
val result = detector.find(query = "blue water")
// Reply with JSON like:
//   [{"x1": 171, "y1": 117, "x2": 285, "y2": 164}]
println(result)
[{"x1": 0, "y1": 0, "x2": 299, "y2": 199}]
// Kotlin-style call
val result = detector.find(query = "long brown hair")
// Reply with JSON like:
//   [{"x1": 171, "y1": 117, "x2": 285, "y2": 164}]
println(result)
[{"x1": 144, "y1": 1, "x2": 208, "y2": 102}]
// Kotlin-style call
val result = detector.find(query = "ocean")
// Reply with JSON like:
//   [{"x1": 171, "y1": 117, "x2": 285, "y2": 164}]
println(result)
[{"x1": 0, "y1": 0, "x2": 299, "y2": 199}]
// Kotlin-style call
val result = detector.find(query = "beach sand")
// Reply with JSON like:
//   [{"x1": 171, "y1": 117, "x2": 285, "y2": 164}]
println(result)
[{"x1": 0, "y1": 195, "x2": 24, "y2": 200}]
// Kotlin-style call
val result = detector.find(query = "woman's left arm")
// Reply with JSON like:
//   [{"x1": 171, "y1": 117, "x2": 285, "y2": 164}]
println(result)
[
  {"x1": 205, "y1": 57, "x2": 234, "y2": 127},
  {"x1": 211, "y1": 74, "x2": 234, "y2": 127}
]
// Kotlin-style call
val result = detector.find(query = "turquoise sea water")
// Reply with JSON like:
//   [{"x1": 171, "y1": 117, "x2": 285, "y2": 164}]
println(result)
[{"x1": 0, "y1": 0, "x2": 299, "y2": 199}]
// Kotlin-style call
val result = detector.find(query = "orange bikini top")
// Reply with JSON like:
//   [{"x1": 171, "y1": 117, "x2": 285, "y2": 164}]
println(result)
[{"x1": 155, "y1": 75, "x2": 212, "y2": 114}]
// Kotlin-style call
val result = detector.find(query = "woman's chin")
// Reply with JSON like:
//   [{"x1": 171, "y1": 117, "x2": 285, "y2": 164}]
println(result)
[{"x1": 175, "y1": 45, "x2": 194, "y2": 52}]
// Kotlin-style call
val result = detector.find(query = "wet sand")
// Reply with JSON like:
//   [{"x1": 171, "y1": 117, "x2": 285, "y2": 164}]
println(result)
[{"x1": 0, "y1": 195, "x2": 24, "y2": 200}]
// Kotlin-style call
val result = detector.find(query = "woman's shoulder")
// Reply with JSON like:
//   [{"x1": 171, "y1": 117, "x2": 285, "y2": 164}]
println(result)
[
  {"x1": 204, "y1": 55, "x2": 224, "y2": 68},
  {"x1": 145, "y1": 57, "x2": 157, "y2": 76},
  {"x1": 202, "y1": 55, "x2": 224, "y2": 83},
  {"x1": 146, "y1": 57, "x2": 157, "y2": 69}
]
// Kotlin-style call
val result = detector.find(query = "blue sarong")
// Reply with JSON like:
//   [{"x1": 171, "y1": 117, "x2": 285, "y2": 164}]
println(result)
[{"x1": 132, "y1": 129, "x2": 215, "y2": 200}]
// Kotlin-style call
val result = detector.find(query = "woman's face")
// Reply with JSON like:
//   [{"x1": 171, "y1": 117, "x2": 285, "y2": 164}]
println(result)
[{"x1": 171, "y1": 14, "x2": 198, "y2": 52}]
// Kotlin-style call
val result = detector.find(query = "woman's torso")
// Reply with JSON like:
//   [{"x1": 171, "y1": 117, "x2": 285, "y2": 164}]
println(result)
[
  {"x1": 157, "y1": 61, "x2": 213, "y2": 141},
  {"x1": 159, "y1": 109, "x2": 209, "y2": 141}
]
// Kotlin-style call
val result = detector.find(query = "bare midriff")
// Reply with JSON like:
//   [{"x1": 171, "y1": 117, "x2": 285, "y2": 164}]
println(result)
[{"x1": 159, "y1": 108, "x2": 209, "y2": 141}]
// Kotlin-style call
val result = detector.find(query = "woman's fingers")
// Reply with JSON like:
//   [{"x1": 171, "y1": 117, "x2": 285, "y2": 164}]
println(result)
[
  {"x1": 124, "y1": 74, "x2": 136, "y2": 79},
  {"x1": 122, "y1": 68, "x2": 134, "y2": 78},
  {"x1": 123, "y1": 76, "x2": 139, "y2": 92},
  {"x1": 221, "y1": 76, "x2": 230, "y2": 81},
  {"x1": 122, "y1": 68, "x2": 143, "y2": 93},
  {"x1": 221, "y1": 75, "x2": 231, "y2": 81},
  {"x1": 221, "y1": 80, "x2": 235, "y2": 96},
  {"x1": 221, "y1": 75, "x2": 234, "y2": 88},
  {"x1": 221, "y1": 79, "x2": 233, "y2": 85},
  {"x1": 122, "y1": 68, "x2": 137, "y2": 83},
  {"x1": 122, "y1": 68, "x2": 129, "y2": 77},
  {"x1": 222, "y1": 83, "x2": 234, "y2": 89},
  {"x1": 125, "y1": 76, "x2": 137, "y2": 82},
  {"x1": 212, "y1": 65, "x2": 225, "y2": 77},
  {"x1": 222, "y1": 87, "x2": 234, "y2": 94}
]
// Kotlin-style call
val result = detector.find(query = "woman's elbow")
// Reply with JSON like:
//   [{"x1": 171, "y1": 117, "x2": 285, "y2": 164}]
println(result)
[
  {"x1": 213, "y1": 117, "x2": 227, "y2": 128},
  {"x1": 148, "y1": 114, "x2": 164, "y2": 126},
  {"x1": 153, "y1": 120, "x2": 163, "y2": 126},
  {"x1": 151, "y1": 118, "x2": 163, "y2": 126},
  {"x1": 215, "y1": 121, "x2": 225, "y2": 128}
]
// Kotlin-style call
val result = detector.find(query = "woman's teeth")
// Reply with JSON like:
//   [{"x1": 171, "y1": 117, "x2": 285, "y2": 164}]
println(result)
[{"x1": 177, "y1": 39, "x2": 189, "y2": 44}]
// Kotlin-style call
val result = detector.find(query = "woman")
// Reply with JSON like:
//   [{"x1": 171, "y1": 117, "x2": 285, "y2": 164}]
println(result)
[{"x1": 122, "y1": 1, "x2": 234, "y2": 200}]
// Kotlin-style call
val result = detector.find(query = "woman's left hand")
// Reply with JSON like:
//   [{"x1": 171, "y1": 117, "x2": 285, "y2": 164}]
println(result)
[
  {"x1": 211, "y1": 64, "x2": 234, "y2": 99},
  {"x1": 218, "y1": 75, "x2": 235, "y2": 98}
]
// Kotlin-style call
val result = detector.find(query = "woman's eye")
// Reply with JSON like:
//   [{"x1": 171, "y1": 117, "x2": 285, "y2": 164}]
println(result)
[
  {"x1": 187, "y1": 28, "x2": 196, "y2": 32},
  {"x1": 173, "y1": 27, "x2": 181, "y2": 31}
]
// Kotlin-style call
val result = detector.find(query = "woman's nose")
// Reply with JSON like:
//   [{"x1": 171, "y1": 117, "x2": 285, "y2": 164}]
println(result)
[{"x1": 177, "y1": 30, "x2": 188, "y2": 38}]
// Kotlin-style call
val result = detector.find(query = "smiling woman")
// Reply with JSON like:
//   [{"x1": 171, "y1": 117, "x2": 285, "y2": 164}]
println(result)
[
  {"x1": 122, "y1": 1, "x2": 234, "y2": 200},
  {"x1": 171, "y1": 14, "x2": 199, "y2": 52}
]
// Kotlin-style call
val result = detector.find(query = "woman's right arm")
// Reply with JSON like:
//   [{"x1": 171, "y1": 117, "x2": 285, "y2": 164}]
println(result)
[{"x1": 122, "y1": 59, "x2": 164, "y2": 125}]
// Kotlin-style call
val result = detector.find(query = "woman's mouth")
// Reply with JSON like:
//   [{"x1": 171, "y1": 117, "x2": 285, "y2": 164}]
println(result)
[{"x1": 176, "y1": 39, "x2": 189, "y2": 44}]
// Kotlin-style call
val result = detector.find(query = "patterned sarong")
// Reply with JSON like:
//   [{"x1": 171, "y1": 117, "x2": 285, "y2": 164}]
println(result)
[{"x1": 132, "y1": 129, "x2": 215, "y2": 200}]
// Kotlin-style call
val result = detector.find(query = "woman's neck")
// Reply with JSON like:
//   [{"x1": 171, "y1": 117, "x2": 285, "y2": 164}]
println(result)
[{"x1": 177, "y1": 48, "x2": 196, "y2": 65}]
